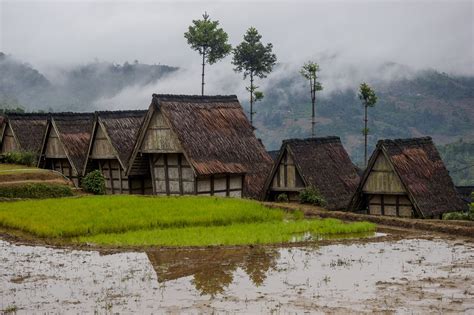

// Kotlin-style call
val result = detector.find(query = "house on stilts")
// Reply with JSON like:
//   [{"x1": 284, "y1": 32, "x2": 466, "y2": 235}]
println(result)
[
  {"x1": 84, "y1": 110, "x2": 149, "y2": 194},
  {"x1": 127, "y1": 94, "x2": 273, "y2": 198},
  {"x1": 38, "y1": 113, "x2": 94, "y2": 186},
  {"x1": 263, "y1": 137, "x2": 360, "y2": 210},
  {"x1": 347, "y1": 137, "x2": 467, "y2": 218},
  {"x1": 0, "y1": 113, "x2": 48, "y2": 156}
]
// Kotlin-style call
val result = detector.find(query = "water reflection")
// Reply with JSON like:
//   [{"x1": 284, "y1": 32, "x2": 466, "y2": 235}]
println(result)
[{"x1": 146, "y1": 247, "x2": 279, "y2": 296}]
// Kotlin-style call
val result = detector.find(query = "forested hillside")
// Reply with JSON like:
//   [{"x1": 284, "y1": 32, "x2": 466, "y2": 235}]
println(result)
[
  {"x1": 1, "y1": 53, "x2": 473, "y2": 182},
  {"x1": 438, "y1": 140, "x2": 474, "y2": 186}
]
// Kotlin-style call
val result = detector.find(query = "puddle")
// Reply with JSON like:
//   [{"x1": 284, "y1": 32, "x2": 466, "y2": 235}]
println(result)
[
  {"x1": 290, "y1": 231, "x2": 386, "y2": 242},
  {"x1": 0, "y1": 237, "x2": 473, "y2": 313}
]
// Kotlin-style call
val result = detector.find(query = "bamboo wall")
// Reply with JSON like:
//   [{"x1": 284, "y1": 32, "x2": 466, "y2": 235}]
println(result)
[
  {"x1": 90, "y1": 125, "x2": 115, "y2": 159},
  {"x1": 362, "y1": 153, "x2": 405, "y2": 194},
  {"x1": 141, "y1": 110, "x2": 182, "y2": 153},
  {"x1": 1, "y1": 125, "x2": 18, "y2": 153},
  {"x1": 45, "y1": 127, "x2": 67, "y2": 158},
  {"x1": 196, "y1": 174, "x2": 243, "y2": 197},
  {"x1": 271, "y1": 150, "x2": 304, "y2": 190},
  {"x1": 47, "y1": 158, "x2": 79, "y2": 186},
  {"x1": 150, "y1": 153, "x2": 195, "y2": 195},
  {"x1": 367, "y1": 194, "x2": 413, "y2": 217}
]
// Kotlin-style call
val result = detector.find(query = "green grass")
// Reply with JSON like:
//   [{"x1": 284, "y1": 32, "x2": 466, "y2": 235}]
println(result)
[
  {"x1": 0, "y1": 183, "x2": 73, "y2": 199},
  {"x1": 0, "y1": 195, "x2": 376, "y2": 247},
  {"x1": 0, "y1": 195, "x2": 286, "y2": 237},
  {"x1": 77, "y1": 219, "x2": 376, "y2": 246}
]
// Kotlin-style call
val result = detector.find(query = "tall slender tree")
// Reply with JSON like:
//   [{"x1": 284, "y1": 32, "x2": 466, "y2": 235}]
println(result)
[
  {"x1": 184, "y1": 12, "x2": 232, "y2": 95},
  {"x1": 358, "y1": 82, "x2": 378, "y2": 167},
  {"x1": 300, "y1": 62, "x2": 323, "y2": 137},
  {"x1": 232, "y1": 27, "x2": 277, "y2": 128}
]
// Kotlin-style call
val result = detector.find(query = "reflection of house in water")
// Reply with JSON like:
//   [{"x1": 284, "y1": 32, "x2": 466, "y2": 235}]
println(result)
[{"x1": 146, "y1": 247, "x2": 279, "y2": 296}]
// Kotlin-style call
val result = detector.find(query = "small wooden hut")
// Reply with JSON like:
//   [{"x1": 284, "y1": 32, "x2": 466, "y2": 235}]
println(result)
[
  {"x1": 38, "y1": 113, "x2": 94, "y2": 186},
  {"x1": 264, "y1": 137, "x2": 360, "y2": 210},
  {"x1": 127, "y1": 94, "x2": 273, "y2": 198},
  {"x1": 348, "y1": 137, "x2": 467, "y2": 218},
  {"x1": 84, "y1": 110, "x2": 149, "y2": 194},
  {"x1": 0, "y1": 113, "x2": 48, "y2": 155}
]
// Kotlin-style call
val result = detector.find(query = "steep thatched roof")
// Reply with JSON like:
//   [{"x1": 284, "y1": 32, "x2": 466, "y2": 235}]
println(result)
[
  {"x1": 4, "y1": 113, "x2": 48, "y2": 153},
  {"x1": 265, "y1": 137, "x2": 360, "y2": 210},
  {"x1": 93, "y1": 110, "x2": 147, "y2": 170},
  {"x1": 348, "y1": 137, "x2": 467, "y2": 217},
  {"x1": 130, "y1": 94, "x2": 273, "y2": 199},
  {"x1": 267, "y1": 150, "x2": 280, "y2": 162},
  {"x1": 51, "y1": 112, "x2": 94, "y2": 174}
]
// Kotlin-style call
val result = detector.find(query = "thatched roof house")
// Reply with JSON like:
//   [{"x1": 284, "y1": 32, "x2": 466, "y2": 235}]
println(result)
[
  {"x1": 38, "y1": 112, "x2": 94, "y2": 186},
  {"x1": 264, "y1": 137, "x2": 360, "y2": 210},
  {"x1": 127, "y1": 94, "x2": 273, "y2": 198},
  {"x1": 348, "y1": 137, "x2": 467, "y2": 218},
  {"x1": 85, "y1": 110, "x2": 148, "y2": 194},
  {"x1": 0, "y1": 113, "x2": 48, "y2": 154}
]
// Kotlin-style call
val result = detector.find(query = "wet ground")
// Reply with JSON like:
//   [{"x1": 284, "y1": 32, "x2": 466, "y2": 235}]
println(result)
[{"x1": 1, "y1": 232, "x2": 473, "y2": 314}]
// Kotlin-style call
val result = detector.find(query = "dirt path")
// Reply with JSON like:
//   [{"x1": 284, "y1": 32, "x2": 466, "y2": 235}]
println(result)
[{"x1": 266, "y1": 202, "x2": 474, "y2": 238}]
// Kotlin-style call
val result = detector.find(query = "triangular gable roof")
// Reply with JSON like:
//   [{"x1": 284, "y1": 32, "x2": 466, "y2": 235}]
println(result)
[
  {"x1": 85, "y1": 110, "x2": 147, "y2": 173},
  {"x1": 348, "y1": 137, "x2": 467, "y2": 217},
  {"x1": 49, "y1": 112, "x2": 94, "y2": 175},
  {"x1": 128, "y1": 94, "x2": 273, "y2": 199},
  {"x1": 264, "y1": 137, "x2": 360, "y2": 210},
  {"x1": 4, "y1": 113, "x2": 48, "y2": 153}
]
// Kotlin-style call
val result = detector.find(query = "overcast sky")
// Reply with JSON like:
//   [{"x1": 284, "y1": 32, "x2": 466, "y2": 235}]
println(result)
[{"x1": 1, "y1": 0, "x2": 473, "y2": 73}]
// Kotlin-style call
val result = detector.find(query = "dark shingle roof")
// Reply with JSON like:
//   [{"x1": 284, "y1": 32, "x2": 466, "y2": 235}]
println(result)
[{"x1": 6, "y1": 113, "x2": 48, "y2": 153}]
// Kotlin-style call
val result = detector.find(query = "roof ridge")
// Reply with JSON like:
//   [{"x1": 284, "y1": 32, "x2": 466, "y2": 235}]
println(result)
[
  {"x1": 283, "y1": 136, "x2": 341, "y2": 145},
  {"x1": 378, "y1": 136, "x2": 433, "y2": 147},
  {"x1": 152, "y1": 94, "x2": 238, "y2": 102}
]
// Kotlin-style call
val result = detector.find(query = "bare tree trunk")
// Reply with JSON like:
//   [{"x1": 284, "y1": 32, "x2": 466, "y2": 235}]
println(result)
[
  {"x1": 364, "y1": 104, "x2": 368, "y2": 167},
  {"x1": 201, "y1": 51, "x2": 205, "y2": 96},
  {"x1": 250, "y1": 73, "x2": 254, "y2": 128},
  {"x1": 311, "y1": 78, "x2": 316, "y2": 138}
]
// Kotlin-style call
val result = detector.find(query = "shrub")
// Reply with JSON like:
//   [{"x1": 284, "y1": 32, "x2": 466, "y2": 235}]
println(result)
[
  {"x1": 276, "y1": 193, "x2": 289, "y2": 202},
  {"x1": 81, "y1": 170, "x2": 106, "y2": 195},
  {"x1": 443, "y1": 199, "x2": 474, "y2": 221},
  {"x1": 3, "y1": 151, "x2": 37, "y2": 166},
  {"x1": 299, "y1": 186, "x2": 326, "y2": 207},
  {"x1": 0, "y1": 183, "x2": 73, "y2": 199}
]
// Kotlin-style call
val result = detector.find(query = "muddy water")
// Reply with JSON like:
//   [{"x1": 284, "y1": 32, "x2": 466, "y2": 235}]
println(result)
[{"x1": 1, "y1": 237, "x2": 473, "y2": 314}]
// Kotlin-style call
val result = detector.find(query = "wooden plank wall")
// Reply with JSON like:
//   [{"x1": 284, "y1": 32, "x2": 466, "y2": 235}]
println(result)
[
  {"x1": 196, "y1": 174, "x2": 243, "y2": 197},
  {"x1": 362, "y1": 153, "x2": 406, "y2": 194},
  {"x1": 90, "y1": 125, "x2": 115, "y2": 159},
  {"x1": 45, "y1": 127, "x2": 67, "y2": 158},
  {"x1": 368, "y1": 194, "x2": 413, "y2": 217},
  {"x1": 141, "y1": 110, "x2": 182, "y2": 153},
  {"x1": 98, "y1": 159, "x2": 129, "y2": 194},
  {"x1": 271, "y1": 150, "x2": 304, "y2": 190},
  {"x1": 1, "y1": 125, "x2": 18, "y2": 153},
  {"x1": 150, "y1": 153, "x2": 195, "y2": 195},
  {"x1": 48, "y1": 158, "x2": 79, "y2": 186}
]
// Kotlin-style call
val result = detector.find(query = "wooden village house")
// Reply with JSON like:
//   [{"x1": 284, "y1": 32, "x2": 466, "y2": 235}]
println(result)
[
  {"x1": 127, "y1": 94, "x2": 273, "y2": 198},
  {"x1": 0, "y1": 113, "x2": 48, "y2": 156},
  {"x1": 264, "y1": 137, "x2": 360, "y2": 210},
  {"x1": 84, "y1": 110, "x2": 148, "y2": 194},
  {"x1": 38, "y1": 113, "x2": 94, "y2": 186},
  {"x1": 348, "y1": 137, "x2": 467, "y2": 218}
]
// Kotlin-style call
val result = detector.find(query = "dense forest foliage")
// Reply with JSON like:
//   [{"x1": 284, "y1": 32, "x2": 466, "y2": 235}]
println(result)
[{"x1": 438, "y1": 140, "x2": 474, "y2": 186}]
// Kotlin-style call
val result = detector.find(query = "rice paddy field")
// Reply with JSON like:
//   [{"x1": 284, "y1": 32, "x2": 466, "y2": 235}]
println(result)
[{"x1": 0, "y1": 195, "x2": 375, "y2": 247}]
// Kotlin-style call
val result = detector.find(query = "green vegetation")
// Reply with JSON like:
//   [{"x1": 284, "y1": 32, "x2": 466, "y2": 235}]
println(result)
[
  {"x1": 276, "y1": 193, "x2": 289, "y2": 202},
  {"x1": 299, "y1": 186, "x2": 326, "y2": 206},
  {"x1": 0, "y1": 163, "x2": 38, "y2": 171},
  {"x1": 443, "y1": 197, "x2": 474, "y2": 221},
  {"x1": 78, "y1": 219, "x2": 375, "y2": 247},
  {"x1": 0, "y1": 195, "x2": 375, "y2": 246},
  {"x1": 2, "y1": 151, "x2": 37, "y2": 166},
  {"x1": 81, "y1": 170, "x2": 106, "y2": 195},
  {"x1": 438, "y1": 139, "x2": 474, "y2": 185},
  {"x1": 0, "y1": 183, "x2": 73, "y2": 199}
]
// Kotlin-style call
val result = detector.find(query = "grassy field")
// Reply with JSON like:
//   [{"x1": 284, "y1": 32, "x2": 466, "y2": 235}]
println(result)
[
  {"x1": 0, "y1": 163, "x2": 38, "y2": 171},
  {"x1": 0, "y1": 195, "x2": 376, "y2": 246}
]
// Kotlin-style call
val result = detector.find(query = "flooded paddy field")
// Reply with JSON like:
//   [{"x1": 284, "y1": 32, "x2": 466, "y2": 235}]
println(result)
[{"x1": 1, "y1": 232, "x2": 473, "y2": 314}]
